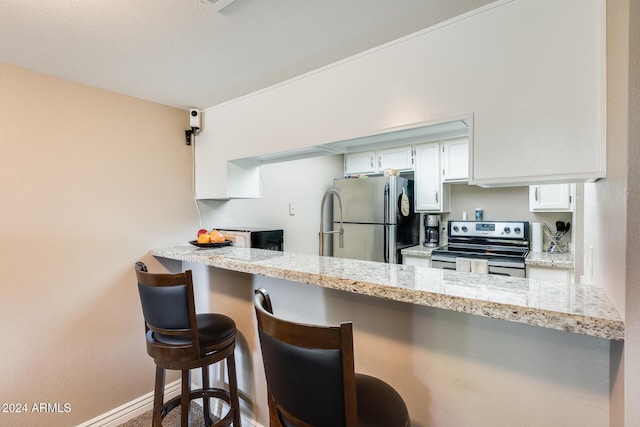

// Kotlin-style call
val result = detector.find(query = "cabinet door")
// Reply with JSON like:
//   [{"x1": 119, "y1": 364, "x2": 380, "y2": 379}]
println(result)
[
  {"x1": 526, "y1": 266, "x2": 574, "y2": 283},
  {"x1": 378, "y1": 146, "x2": 414, "y2": 172},
  {"x1": 344, "y1": 151, "x2": 376, "y2": 175},
  {"x1": 403, "y1": 255, "x2": 432, "y2": 267},
  {"x1": 415, "y1": 143, "x2": 449, "y2": 212},
  {"x1": 441, "y1": 138, "x2": 469, "y2": 182},
  {"x1": 529, "y1": 184, "x2": 574, "y2": 211}
]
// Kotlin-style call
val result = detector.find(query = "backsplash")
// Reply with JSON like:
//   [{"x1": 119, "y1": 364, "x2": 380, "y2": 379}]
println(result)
[{"x1": 419, "y1": 184, "x2": 573, "y2": 249}]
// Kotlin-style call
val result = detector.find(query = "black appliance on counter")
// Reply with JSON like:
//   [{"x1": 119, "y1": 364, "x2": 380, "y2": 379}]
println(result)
[
  {"x1": 431, "y1": 220, "x2": 530, "y2": 277},
  {"x1": 218, "y1": 227, "x2": 283, "y2": 251}
]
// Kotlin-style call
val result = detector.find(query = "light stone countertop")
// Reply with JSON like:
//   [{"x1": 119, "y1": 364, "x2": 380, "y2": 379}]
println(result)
[
  {"x1": 525, "y1": 251, "x2": 575, "y2": 268},
  {"x1": 402, "y1": 245, "x2": 575, "y2": 269},
  {"x1": 151, "y1": 245, "x2": 623, "y2": 341},
  {"x1": 401, "y1": 245, "x2": 439, "y2": 257}
]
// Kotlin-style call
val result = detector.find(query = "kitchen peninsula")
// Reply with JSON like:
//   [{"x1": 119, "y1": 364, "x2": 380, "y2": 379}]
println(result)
[
  {"x1": 152, "y1": 244, "x2": 622, "y2": 426},
  {"x1": 152, "y1": 245, "x2": 622, "y2": 340}
]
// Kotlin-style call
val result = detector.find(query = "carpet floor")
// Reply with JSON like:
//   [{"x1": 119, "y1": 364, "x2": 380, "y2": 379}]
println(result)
[{"x1": 118, "y1": 402, "x2": 210, "y2": 427}]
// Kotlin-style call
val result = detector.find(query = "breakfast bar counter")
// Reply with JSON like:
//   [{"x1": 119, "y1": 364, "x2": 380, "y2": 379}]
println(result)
[{"x1": 151, "y1": 245, "x2": 623, "y2": 340}]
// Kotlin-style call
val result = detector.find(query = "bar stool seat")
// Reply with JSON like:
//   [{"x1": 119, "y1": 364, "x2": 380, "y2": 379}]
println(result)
[{"x1": 135, "y1": 262, "x2": 242, "y2": 427}]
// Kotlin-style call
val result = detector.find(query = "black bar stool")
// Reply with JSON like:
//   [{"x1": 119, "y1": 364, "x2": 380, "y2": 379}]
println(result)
[
  {"x1": 135, "y1": 262, "x2": 242, "y2": 426},
  {"x1": 253, "y1": 287, "x2": 410, "y2": 427}
]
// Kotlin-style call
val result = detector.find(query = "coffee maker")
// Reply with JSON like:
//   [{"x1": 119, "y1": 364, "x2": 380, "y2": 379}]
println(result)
[{"x1": 424, "y1": 214, "x2": 440, "y2": 247}]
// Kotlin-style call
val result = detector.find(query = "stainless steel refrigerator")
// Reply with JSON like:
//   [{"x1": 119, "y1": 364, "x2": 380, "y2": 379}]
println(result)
[{"x1": 332, "y1": 176, "x2": 419, "y2": 263}]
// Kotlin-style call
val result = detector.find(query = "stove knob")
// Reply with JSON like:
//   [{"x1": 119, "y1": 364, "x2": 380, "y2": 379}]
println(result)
[
  {"x1": 461, "y1": 226, "x2": 468, "y2": 232},
  {"x1": 504, "y1": 227, "x2": 511, "y2": 234},
  {"x1": 514, "y1": 227, "x2": 521, "y2": 234}
]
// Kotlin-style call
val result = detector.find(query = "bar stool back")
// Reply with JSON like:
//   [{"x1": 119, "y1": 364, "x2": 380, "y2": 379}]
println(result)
[{"x1": 253, "y1": 288, "x2": 410, "y2": 427}]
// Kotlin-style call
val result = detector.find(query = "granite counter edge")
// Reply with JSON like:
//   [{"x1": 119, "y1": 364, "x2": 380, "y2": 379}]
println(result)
[{"x1": 151, "y1": 247, "x2": 623, "y2": 341}]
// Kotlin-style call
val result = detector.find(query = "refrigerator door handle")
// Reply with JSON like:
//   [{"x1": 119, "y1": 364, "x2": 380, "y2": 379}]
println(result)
[
  {"x1": 384, "y1": 182, "x2": 390, "y2": 224},
  {"x1": 383, "y1": 183, "x2": 390, "y2": 263},
  {"x1": 383, "y1": 226, "x2": 389, "y2": 263}
]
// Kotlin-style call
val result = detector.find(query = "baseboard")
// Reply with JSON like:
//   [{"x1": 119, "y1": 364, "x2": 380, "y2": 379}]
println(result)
[
  {"x1": 76, "y1": 380, "x2": 181, "y2": 427},
  {"x1": 75, "y1": 379, "x2": 263, "y2": 427},
  {"x1": 193, "y1": 393, "x2": 264, "y2": 427}
]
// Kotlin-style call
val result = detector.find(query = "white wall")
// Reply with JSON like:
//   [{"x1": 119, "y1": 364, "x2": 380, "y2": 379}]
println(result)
[
  {"x1": 583, "y1": 0, "x2": 639, "y2": 425},
  {"x1": 625, "y1": 2, "x2": 640, "y2": 425},
  {"x1": 199, "y1": 155, "x2": 344, "y2": 254}
]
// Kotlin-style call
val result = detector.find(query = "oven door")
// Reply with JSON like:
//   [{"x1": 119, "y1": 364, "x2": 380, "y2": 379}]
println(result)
[{"x1": 431, "y1": 259, "x2": 526, "y2": 278}]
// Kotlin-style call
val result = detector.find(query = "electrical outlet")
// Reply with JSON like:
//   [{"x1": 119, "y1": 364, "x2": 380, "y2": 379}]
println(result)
[{"x1": 288, "y1": 202, "x2": 296, "y2": 216}]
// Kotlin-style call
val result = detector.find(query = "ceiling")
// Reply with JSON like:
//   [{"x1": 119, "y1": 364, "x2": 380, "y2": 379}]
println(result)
[{"x1": 0, "y1": 0, "x2": 493, "y2": 110}]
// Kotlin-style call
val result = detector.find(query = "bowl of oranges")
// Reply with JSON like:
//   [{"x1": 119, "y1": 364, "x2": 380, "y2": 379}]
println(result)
[{"x1": 189, "y1": 229, "x2": 232, "y2": 248}]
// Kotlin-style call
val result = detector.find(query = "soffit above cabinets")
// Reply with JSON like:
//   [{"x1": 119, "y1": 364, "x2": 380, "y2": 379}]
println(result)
[{"x1": 244, "y1": 116, "x2": 471, "y2": 165}]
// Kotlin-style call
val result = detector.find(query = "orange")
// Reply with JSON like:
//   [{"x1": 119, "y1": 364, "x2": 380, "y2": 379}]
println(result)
[
  {"x1": 197, "y1": 233, "x2": 211, "y2": 244},
  {"x1": 209, "y1": 229, "x2": 225, "y2": 243}
]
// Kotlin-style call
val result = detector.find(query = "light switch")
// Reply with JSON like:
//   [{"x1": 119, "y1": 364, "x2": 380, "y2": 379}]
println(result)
[{"x1": 288, "y1": 202, "x2": 296, "y2": 216}]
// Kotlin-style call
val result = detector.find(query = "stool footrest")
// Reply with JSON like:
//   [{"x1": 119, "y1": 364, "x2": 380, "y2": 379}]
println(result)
[{"x1": 161, "y1": 387, "x2": 236, "y2": 427}]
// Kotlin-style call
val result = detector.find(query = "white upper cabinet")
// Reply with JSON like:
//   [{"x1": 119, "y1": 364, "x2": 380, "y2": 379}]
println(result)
[
  {"x1": 529, "y1": 184, "x2": 574, "y2": 211},
  {"x1": 441, "y1": 138, "x2": 469, "y2": 182},
  {"x1": 378, "y1": 146, "x2": 414, "y2": 172},
  {"x1": 344, "y1": 146, "x2": 414, "y2": 176},
  {"x1": 415, "y1": 142, "x2": 450, "y2": 212},
  {"x1": 344, "y1": 151, "x2": 376, "y2": 175}
]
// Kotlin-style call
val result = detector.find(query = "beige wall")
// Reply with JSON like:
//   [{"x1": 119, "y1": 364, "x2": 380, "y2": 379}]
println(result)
[{"x1": 0, "y1": 63, "x2": 195, "y2": 426}]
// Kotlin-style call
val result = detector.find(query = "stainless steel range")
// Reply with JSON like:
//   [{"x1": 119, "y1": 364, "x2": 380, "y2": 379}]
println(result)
[{"x1": 431, "y1": 220, "x2": 530, "y2": 278}]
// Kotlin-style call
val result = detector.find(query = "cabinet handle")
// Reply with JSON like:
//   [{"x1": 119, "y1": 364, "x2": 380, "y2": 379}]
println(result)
[
  {"x1": 435, "y1": 191, "x2": 439, "y2": 203},
  {"x1": 535, "y1": 187, "x2": 539, "y2": 202},
  {"x1": 370, "y1": 156, "x2": 374, "y2": 168},
  {"x1": 378, "y1": 156, "x2": 382, "y2": 168}
]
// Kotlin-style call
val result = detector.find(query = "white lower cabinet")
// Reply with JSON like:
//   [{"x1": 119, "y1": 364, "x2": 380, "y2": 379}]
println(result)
[
  {"x1": 415, "y1": 142, "x2": 450, "y2": 212},
  {"x1": 403, "y1": 255, "x2": 432, "y2": 268},
  {"x1": 529, "y1": 184, "x2": 574, "y2": 212},
  {"x1": 526, "y1": 266, "x2": 574, "y2": 283}
]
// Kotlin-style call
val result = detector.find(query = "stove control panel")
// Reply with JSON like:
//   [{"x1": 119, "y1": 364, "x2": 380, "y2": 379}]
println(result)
[{"x1": 449, "y1": 221, "x2": 528, "y2": 239}]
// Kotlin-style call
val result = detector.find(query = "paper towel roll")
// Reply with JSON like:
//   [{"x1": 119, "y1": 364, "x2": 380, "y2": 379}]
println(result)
[{"x1": 531, "y1": 222, "x2": 543, "y2": 252}]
